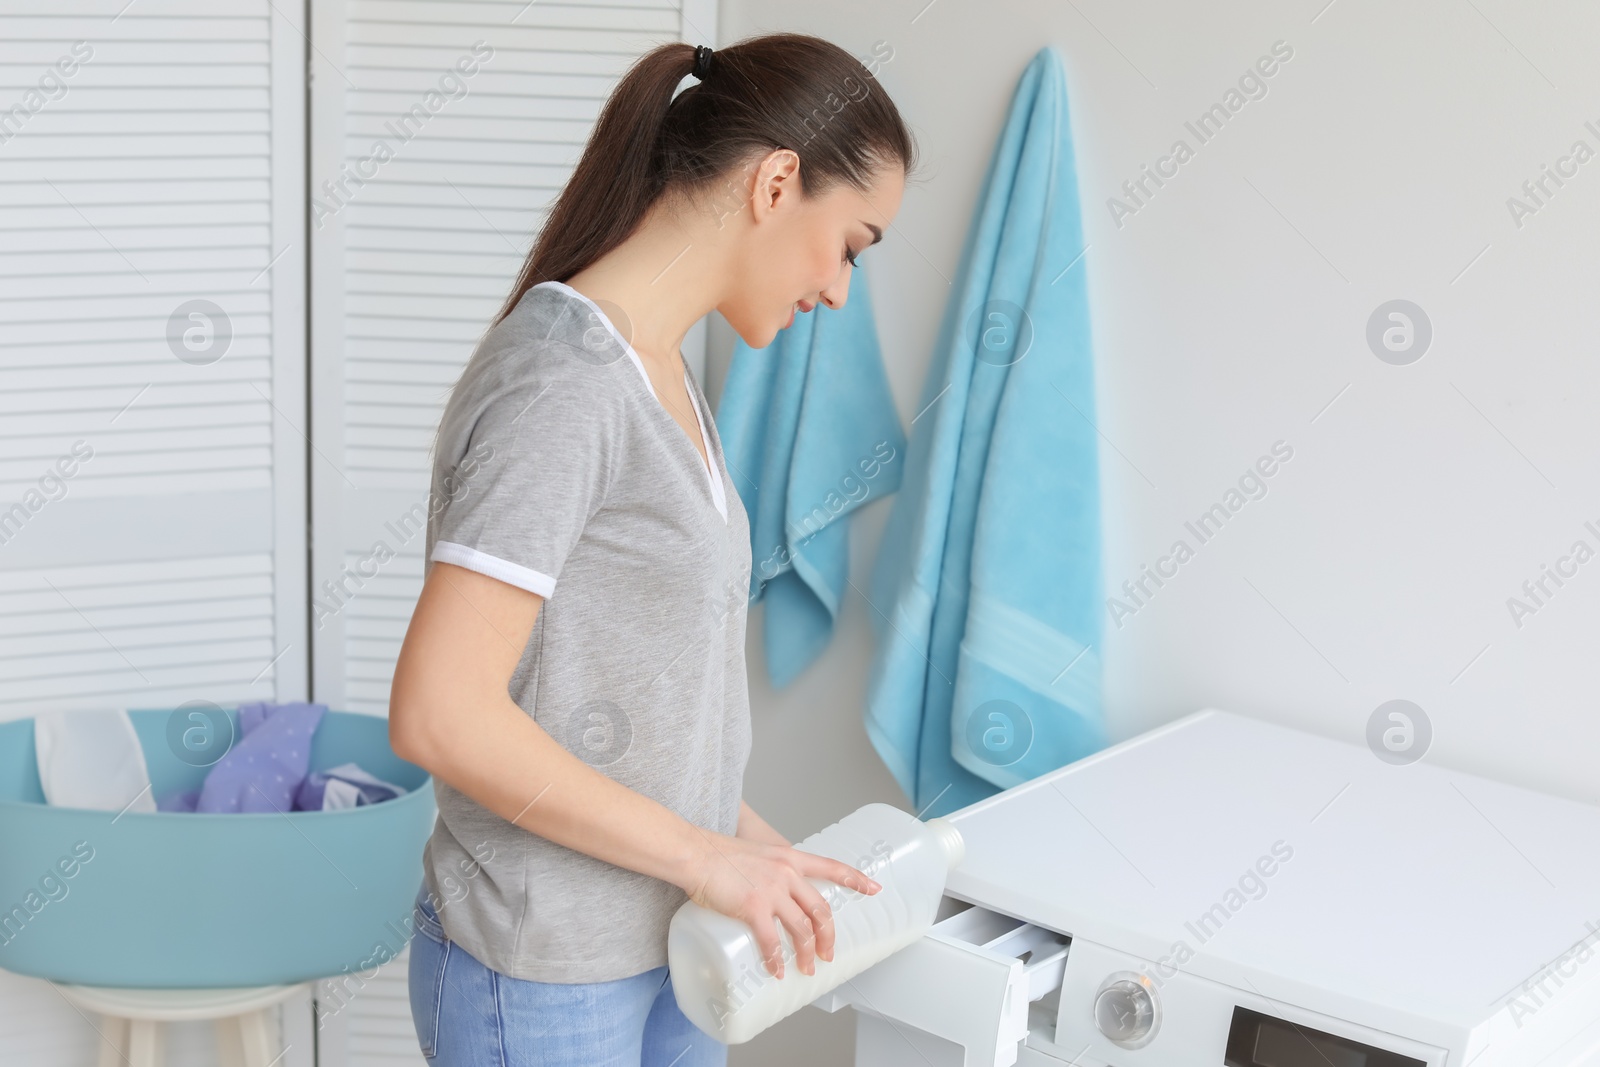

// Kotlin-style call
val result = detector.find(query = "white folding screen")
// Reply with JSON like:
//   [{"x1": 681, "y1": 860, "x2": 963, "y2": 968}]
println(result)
[
  {"x1": 309, "y1": 0, "x2": 715, "y2": 719},
  {"x1": 0, "y1": 0, "x2": 720, "y2": 1059},
  {"x1": 0, "y1": 0, "x2": 309, "y2": 1064},
  {"x1": 0, "y1": 0, "x2": 308, "y2": 722},
  {"x1": 306, "y1": 2, "x2": 714, "y2": 1063}
]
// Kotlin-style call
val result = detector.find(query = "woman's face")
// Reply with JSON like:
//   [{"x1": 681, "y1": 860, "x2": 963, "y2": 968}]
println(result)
[{"x1": 722, "y1": 150, "x2": 905, "y2": 349}]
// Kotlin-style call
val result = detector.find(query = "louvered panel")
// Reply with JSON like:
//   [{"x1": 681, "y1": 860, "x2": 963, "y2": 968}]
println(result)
[
  {"x1": 344, "y1": 248, "x2": 518, "y2": 277},
  {"x1": 0, "y1": 362, "x2": 271, "y2": 397},
  {"x1": 310, "y1": 3, "x2": 715, "y2": 1062},
  {"x1": 0, "y1": 555, "x2": 278, "y2": 713},
  {"x1": 346, "y1": 227, "x2": 522, "y2": 257},
  {"x1": 14, "y1": 110, "x2": 272, "y2": 135},
  {"x1": 0, "y1": 9, "x2": 297, "y2": 500},
  {"x1": 316, "y1": 944, "x2": 426, "y2": 1067},
  {"x1": 336, "y1": 1, "x2": 689, "y2": 495},
  {"x1": 0, "y1": 221, "x2": 270, "y2": 253},
  {"x1": 347, "y1": 181, "x2": 545, "y2": 212},
  {"x1": 0, "y1": 267, "x2": 275, "y2": 300},
  {"x1": 0, "y1": 199, "x2": 271, "y2": 229},
  {"x1": 5, "y1": 130, "x2": 270, "y2": 158},
  {"x1": 346, "y1": 266, "x2": 502, "y2": 296},
  {"x1": 0, "y1": 248, "x2": 277, "y2": 280},
  {"x1": 0, "y1": 968, "x2": 259, "y2": 1067},
  {"x1": 312, "y1": 0, "x2": 716, "y2": 684},
  {"x1": 2, "y1": 318, "x2": 272, "y2": 351},
  {"x1": 349, "y1": 87, "x2": 600, "y2": 118},
  {"x1": 0, "y1": 969, "x2": 98, "y2": 1065},
  {"x1": 0, "y1": 85, "x2": 271, "y2": 109},
  {"x1": 349, "y1": 156, "x2": 569, "y2": 187},
  {"x1": 0, "y1": 1, "x2": 307, "y2": 1061},
  {"x1": 342, "y1": 545, "x2": 426, "y2": 715},
  {"x1": 0, "y1": 66, "x2": 269, "y2": 88},
  {"x1": 342, "y1": 200, "x2": 545, "y2": 234},
  {"x1": 0, "y1": 156, "x2": 269, "y2": 181}
]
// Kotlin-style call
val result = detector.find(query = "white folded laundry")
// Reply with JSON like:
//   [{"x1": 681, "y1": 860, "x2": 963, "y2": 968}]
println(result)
[{"x1": 34, "y1": 708, "x2": 158, "y2": 814}]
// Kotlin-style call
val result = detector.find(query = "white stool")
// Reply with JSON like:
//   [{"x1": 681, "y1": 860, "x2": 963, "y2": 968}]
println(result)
[{"x1": 53, "y1": 982, "x2": 310, "y2": 1067}]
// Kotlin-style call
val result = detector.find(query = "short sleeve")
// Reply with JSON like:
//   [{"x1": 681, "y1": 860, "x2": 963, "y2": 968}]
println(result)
[{"x1": 429, "y1": 368, "x2": 623, "y2": 600}]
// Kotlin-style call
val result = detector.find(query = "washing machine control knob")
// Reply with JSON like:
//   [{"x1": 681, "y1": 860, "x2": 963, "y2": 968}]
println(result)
[{"x1": 1094, "y1": 973, "x2": 1160, "y2": 1048}]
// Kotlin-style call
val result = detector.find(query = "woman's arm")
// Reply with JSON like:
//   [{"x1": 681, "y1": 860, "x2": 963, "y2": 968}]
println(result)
[
  {"x1": 736, "y1": 798, "x2": 791, "y2": 847},
  {"x1": 389, "y1": 561, "x2": 880, "y2": 978}
]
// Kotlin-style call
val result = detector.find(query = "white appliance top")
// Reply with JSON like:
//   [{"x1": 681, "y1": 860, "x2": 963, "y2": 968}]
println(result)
[{"x1": 943, "y1": 708, "x2": 1600, "y2": 1033}]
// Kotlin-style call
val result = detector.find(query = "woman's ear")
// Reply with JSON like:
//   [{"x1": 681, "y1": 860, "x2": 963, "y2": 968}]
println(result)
[{"x1": 750, "y1": 147, "x2": 801, "y2": 220}]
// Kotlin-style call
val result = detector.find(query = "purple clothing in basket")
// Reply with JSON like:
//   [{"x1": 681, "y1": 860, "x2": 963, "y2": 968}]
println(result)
[
  {"x1": 294, "y1": 762, "x2": 406, "y2": 811},
  {"x1": 157, "y1": 788, "x2": 201, "y2": 812},
  {"x1": 196, "y1": 701, "x2": 327, "y2": 813}
]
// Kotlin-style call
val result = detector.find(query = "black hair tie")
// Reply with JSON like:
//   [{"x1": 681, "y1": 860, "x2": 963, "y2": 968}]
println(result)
[{"x1": 692, "y1": 45, "x2": 714, "y2": 81}]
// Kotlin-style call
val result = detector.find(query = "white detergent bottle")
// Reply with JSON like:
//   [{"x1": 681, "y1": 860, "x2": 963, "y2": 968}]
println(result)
[{"x1": 667, "y1": 802, "x2": 965, "y2": 1044}]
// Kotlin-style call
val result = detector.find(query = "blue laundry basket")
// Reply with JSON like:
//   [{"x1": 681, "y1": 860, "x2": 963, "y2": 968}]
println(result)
[{"x1": 0, "y1": 708, "x2": 437, "y2": 988}]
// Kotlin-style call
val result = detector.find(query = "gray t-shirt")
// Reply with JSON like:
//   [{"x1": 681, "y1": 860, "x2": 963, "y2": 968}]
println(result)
[{"x1": 418, "y1": 279, "x2": 753, "y2": 983}]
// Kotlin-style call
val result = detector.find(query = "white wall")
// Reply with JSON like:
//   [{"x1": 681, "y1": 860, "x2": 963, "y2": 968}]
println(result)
[{"x1": 709, "y1": 1, "x2": 1600, "y2": 1063}]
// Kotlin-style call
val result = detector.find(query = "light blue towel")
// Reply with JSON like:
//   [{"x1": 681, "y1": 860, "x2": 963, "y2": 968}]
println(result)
[
  {"x1": 715, "y1": 264, "x2": 907, "y2": 688},
  {"x1": 865, "y1": 46, "x2": 1105, "y2": 818}
]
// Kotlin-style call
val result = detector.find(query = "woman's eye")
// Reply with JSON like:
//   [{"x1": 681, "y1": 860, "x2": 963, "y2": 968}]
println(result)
[{"x1": 845, "y1": 247, "x2": 860, "y2": 267}]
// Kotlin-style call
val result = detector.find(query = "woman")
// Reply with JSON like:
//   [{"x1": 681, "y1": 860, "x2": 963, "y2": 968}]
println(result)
[{"x1": 388, "y1": 31, "x2": 916, "y2": 1067}]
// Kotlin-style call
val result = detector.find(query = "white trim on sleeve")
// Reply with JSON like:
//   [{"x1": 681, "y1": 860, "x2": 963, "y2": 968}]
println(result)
[{"x1": 431, "y1": 541, "x2": 556, "y2": 598}]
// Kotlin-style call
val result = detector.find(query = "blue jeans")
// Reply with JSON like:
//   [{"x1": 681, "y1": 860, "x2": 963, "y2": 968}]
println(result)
[{"x1": 407, "y1": 888, "x2": 728, "y2": 1066}]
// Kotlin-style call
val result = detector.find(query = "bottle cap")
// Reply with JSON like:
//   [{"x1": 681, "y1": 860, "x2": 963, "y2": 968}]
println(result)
[{"x1": 923, "y1": 817, "x2": 965, "y2": 870}]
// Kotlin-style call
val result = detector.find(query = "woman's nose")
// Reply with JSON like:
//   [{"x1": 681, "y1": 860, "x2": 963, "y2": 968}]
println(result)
[{"x1": 818, "y1": 277, "x2": 850, "y2": 311}]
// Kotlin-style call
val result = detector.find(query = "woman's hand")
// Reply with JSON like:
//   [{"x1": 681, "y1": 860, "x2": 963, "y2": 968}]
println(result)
[{"x1": 682, "y1": 831, "x2": 881, "y2": 980}]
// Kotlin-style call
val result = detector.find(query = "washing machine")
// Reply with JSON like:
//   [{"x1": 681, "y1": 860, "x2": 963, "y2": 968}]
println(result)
[{"x1": 816, "y1": 708, "x2": 1600, "y2": 1066}]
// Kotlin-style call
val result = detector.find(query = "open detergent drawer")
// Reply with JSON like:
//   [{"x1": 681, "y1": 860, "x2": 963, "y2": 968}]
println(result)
[{"x1": 813, "y1": 895, "x2": 1069, "y2": 1067}]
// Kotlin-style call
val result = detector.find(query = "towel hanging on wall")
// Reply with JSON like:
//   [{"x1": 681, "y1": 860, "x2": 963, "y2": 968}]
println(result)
[
  {"x1": 865, "y1": 46, "x2": 1106, "y2": 818},
  {"x1": 715, "y1": 265, "x2": 907, "y2": 689}
]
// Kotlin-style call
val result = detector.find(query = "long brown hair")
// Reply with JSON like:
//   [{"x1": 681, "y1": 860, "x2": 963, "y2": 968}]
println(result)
[{"x1": 490, "y1": 33, "x2": 917, "y2": 327}]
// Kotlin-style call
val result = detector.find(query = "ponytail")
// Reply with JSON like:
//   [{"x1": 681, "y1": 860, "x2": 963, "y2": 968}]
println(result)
[{"x1": 490, "y1": 33, "x2": 916, "y2": 326}]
